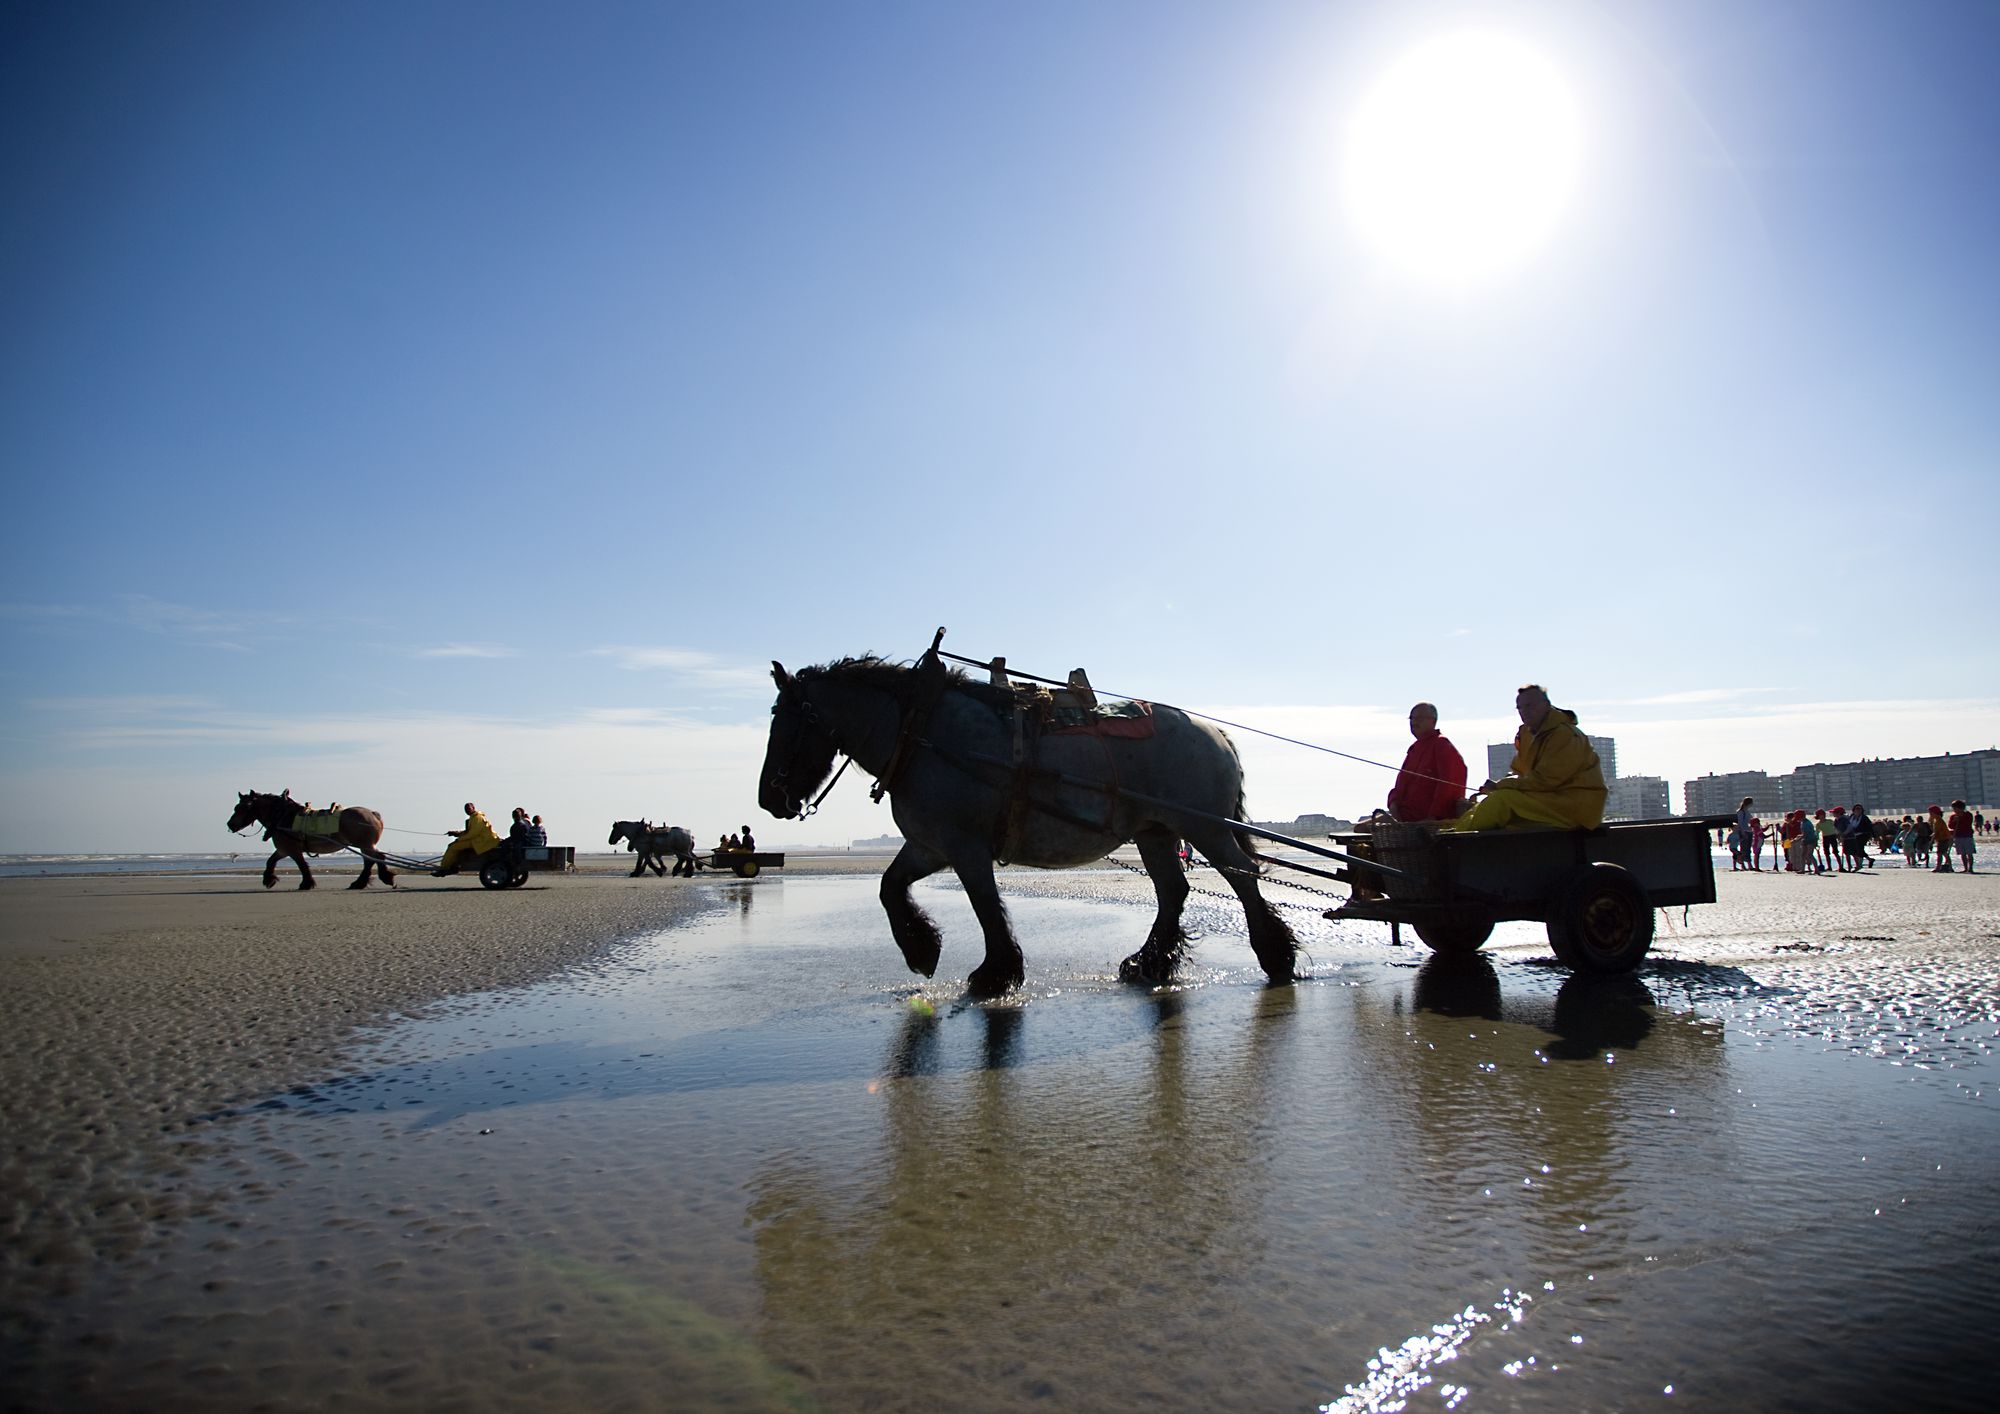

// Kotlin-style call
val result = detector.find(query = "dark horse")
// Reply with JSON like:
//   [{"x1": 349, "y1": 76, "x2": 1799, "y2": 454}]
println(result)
[
  {"x1": 608, "y1": 820, "x2": 698, "y2": 877},
  {"x1": 760, "y1": 655, "x2": 1299, "y2": 997},
  {"x1": 226, "y1": 789, "x2": 395, "y2": 890}
]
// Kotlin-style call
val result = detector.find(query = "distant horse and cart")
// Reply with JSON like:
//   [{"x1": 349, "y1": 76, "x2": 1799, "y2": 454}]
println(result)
[{"x1": 227, "y1": 790, "x2": 572, "y2": 890}]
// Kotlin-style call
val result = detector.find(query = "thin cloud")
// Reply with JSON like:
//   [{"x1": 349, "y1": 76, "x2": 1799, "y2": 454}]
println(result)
[
  {"x1": 1575, "y1": 687, "x2": 1777, "y2": 709},
  {"x1": 590, "y1": 645, "x2": 773, "y2": 694},
  {"x1": 414, "y1": 643, "x2": 520, "y2": 659},
  {"x1": 25, "y1": 694, "x2": 214, "y2": 716}
]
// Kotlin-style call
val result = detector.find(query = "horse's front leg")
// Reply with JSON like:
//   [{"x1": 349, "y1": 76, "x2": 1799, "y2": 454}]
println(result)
[
  {"x1": 954, "y1": 852, "x2": 1024, "y2": 998},
  {"x1": 881, "y1": 842, "x2": 946, "y2": 979},
  {"x1": 630, "y1": 851, "x2": 648, "y2": 878},
  {"x1": 263, "y1": 849, "x2": 285, "y2": 889},
  {"x1": 1120, "y1": 826, "x2": 1189, "y2": 985}
]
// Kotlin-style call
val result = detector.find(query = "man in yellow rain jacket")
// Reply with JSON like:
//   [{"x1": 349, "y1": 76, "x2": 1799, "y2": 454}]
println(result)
[
  {"x1": 1447, "y1": 684, "x2": 1606, "y2": 831},
  {"x1": 434, "y1": 802, "x2": 501, "y2": 875}
]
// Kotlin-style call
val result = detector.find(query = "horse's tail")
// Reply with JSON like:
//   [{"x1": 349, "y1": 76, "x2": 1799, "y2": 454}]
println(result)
[{"x1": 1230, "y1": 783, "x2": 1263, "y2": 872}]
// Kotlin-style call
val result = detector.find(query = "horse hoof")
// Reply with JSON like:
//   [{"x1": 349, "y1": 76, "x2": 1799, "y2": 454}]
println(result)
[
  {"x1": 348, "y1": 880, "x2": 368, "y2": 890},
  {"x1": 298, "y1": 880, "x2": 316, "y2": 891},
  {"x1": 262, "y1": 877, "x2": 277, "y2": 890},
  {"x1": 966, "y1": 966, "x2": 1019, "y2": 999},
  {"x1": 1118, "y1": 951, "x2": 1168, "y2": 986}
]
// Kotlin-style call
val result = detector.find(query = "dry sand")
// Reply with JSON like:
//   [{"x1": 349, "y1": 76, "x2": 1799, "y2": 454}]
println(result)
[{"x1": 0, "y1": 856, "x2": 884, "y2": 1275}]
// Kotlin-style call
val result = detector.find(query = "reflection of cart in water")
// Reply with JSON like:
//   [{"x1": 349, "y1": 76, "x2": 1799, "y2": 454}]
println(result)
[
  {"x1": 707, "y1": 849, "x2": 785, "y2": 879},
  {"x1": 1327, "y1": 816, "x2": 1730, "y2": 972}
]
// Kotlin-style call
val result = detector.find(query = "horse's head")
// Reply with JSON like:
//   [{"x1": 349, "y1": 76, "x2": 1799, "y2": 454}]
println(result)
[
  {"x1": 227, "y1": 791, "x2": 260, "y2": 833},
  {"x1": 760, "y1": 662, "x2": 839, "y2": 820},
  {"x1": 608, "y1": 821, "x2": 629, "y2": 848}
]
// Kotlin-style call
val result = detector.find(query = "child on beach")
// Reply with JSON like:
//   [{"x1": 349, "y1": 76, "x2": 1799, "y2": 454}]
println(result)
[
  {"x1": 1928, "y1": 806, "x2": 1953, "y2": 872},
  {"x1": 1948, "y1": 800, "x2": 1976, "y2": 873}
]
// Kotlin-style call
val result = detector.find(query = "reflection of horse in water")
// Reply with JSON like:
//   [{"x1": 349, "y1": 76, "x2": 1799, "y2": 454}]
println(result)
[
  {"x1": 759, "y1": 654, "x2": 1298, "y2": 995},
  {"x1": 745, "y1": 989, "x2": 1302, "y2": 1404},
  {"x1": 607, "y1": 820, "x2": 697, "y2": 877},
  {"x1": 226, "y1": 789, "x2": 395, "y2": 890}
]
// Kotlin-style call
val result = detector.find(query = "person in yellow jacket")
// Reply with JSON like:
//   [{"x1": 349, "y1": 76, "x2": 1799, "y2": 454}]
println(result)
[
  {"x1": 434, "y1": 802, "x2": 501, "y2": 875},
  {"x1": 1447, "y1": 684, "x2": 1606, "y2": 831}
]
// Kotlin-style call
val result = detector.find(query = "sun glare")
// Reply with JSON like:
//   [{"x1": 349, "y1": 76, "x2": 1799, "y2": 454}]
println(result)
[{"x1": 1342, "y1": 31, "x2": 1582, "y2": 287}]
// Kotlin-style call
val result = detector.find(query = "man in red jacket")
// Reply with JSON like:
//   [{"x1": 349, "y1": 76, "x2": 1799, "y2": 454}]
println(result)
[
  {"x1": 1386, "y1": 702, "x2": 1468, "y2": 822},
  {"x1": 1327, "y1": 702, "x2": 1469, "y2": 917}
]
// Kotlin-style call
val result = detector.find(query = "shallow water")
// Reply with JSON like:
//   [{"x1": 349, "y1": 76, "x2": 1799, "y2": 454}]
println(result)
[{"x1": 13, "y1": 874, "x2": 2000, "y2": 1411}]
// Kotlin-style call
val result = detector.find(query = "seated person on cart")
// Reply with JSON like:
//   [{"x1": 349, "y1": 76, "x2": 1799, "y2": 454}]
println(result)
[
  {"x1": 435, "y1": 802, "x2": 502, "y2": 876},
  {"x1": 1328, "y1": 702, "x2": 1468, "y2": 912},
  {"x1": 1384, "y1": 702, "x2": 1468, "y2": 824},
  {"x1": 1448, "y1": 684, "x2": 1606, "y2": 831}
]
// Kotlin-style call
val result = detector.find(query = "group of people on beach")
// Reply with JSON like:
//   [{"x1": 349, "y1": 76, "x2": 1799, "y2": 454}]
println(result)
[
  {"x1": 1889, "y1": 804, "x2": 1980, "y2": 873},
  {"x1": 1731, "y1": 797, "x2": 1980, "y2": 875}
]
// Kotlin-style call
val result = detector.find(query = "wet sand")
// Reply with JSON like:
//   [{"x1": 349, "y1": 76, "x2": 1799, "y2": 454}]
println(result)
[{"x1": 4, "y1": 854, "x2": 1998, "y2": 1409}]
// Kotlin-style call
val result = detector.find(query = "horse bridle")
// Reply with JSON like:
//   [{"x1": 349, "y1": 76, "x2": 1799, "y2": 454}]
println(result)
[{"x1": 769, "y1": 683, "x2": 854, "y2": 820}]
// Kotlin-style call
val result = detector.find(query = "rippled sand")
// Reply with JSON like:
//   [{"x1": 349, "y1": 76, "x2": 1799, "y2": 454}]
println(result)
[{"x1": 4, "y1": 854, "x2": 1997, "y2": 1410}]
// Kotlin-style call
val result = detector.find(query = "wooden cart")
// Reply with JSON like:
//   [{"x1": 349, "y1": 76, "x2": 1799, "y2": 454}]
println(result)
[
  {"x1": 1323, "y1": 816, "x2": 1729, "y2": 972},
  {"x1": 706, "y1": 849, "x2": 785, "y2": 879}
]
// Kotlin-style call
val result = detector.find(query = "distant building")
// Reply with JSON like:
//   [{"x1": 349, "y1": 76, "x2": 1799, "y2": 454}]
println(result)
[
  {"x1": 1684, "y1": 771, "x2": 1777, "y2": 817},
  {"x1": 1606, "y1": 776, "x2": 1671, "y2": 822},
  {"x1": 1252, "y1": 812, "x2": 1356, "y2": 837},
  {"x1": 1487, "y1": 733, "x2": 1616, "y2": 782},
  {"x1": 1777, "y1": 749, "x2": 2000, "y2": 814}
]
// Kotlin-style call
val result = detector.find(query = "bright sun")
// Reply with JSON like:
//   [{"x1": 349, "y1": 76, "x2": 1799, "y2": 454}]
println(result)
[{"x1": 1343, "y1": 31, "x2": 1582, "y2": 287}]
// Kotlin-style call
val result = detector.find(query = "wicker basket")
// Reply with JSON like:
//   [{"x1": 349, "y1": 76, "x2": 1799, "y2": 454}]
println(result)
[{"x1": 1369, "y1": 821, "x2": 1448, "y2": 902}]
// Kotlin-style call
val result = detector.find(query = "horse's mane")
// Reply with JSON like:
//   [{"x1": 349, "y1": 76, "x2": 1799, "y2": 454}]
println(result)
[{"x1": 799, "y1": 654, "x2": 1016, "y2": 711}]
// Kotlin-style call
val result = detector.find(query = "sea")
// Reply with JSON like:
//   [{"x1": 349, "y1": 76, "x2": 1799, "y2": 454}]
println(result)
[{"x1": 0, "y1": 853, "x2": 266, "y2": 878}]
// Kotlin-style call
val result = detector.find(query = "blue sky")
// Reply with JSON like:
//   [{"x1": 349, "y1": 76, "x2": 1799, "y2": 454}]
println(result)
[{"x1": 3, "y1": 0, "x2": 1996, "y2": 854}]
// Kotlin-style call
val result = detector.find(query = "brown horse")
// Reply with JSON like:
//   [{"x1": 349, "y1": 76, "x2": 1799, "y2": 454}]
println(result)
[{"x1": 226, "y1": 789, "x2": 395, "y2": 890}]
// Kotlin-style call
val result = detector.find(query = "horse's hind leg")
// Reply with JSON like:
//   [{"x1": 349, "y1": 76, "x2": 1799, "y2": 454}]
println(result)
[
  {"x1": 881, "y1": 842, "x2": 946, "y2": 980},
  {"x1": 1193, "y1": 828, "x2": 1298, "y2": 982},
  {"x1": 350, "y1": 854, "x2": 374, "y2": 889},
  {"x1": 954, "y1": 853, "x2": 1024, "y2": 998},
  {"x1": 1120, "y1": 827, "x2": 1190, "y2": 985},
  {"x1": 293, "y1": 849, "x2": 317, "y2": 891}
]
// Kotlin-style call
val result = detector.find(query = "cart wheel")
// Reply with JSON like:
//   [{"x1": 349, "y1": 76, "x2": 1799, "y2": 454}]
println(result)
[
  {"x1": 509, "y1": 868, "x2": 529, "y2": 887},
  {"x1": 478, "y1": 857, "x2": 513, "y2": 890},
  {"x1": 735, "y1": 859, "x2": 758, "y2": 878},
  {"x1": 1413, "y1": 916, "x2": 1495, "y2": 956},
  {"x1": 1547, "y1": 863, "x2": 1654, "y2": 973}
]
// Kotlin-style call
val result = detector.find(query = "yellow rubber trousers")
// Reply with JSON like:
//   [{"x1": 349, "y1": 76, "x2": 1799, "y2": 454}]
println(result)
[{"x1": 1448, "y1": 788, "x2": 1600, "y2": 831}]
